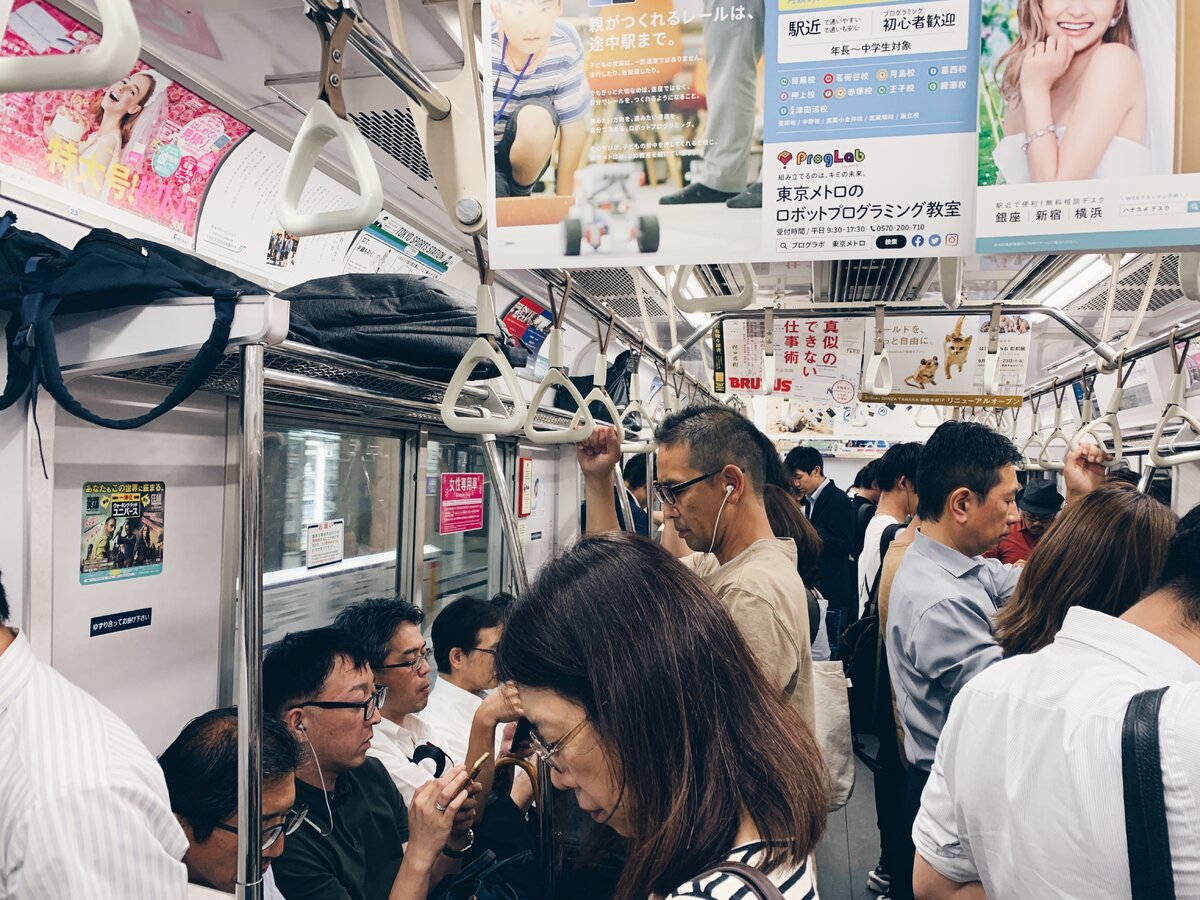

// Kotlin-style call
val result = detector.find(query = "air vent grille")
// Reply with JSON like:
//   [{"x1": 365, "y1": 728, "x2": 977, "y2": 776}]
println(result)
[
  {"x1": 813, "y1": 258, "x2": 936, "y2": 304},
  {"x1": 534, "y1": 267, "x2": 671, "y2": 320},
  {"x1": 348, "y1": 108, "x2": 433, "y2": 183},
  {"x1": 1074, "y1": 253, "x2": 1186, "y2": 314}
]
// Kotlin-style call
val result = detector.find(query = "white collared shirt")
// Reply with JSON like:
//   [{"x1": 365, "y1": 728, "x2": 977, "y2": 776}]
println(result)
[
  {"x1": 0, "y1": 630, "x2": 189, "y2": 899},
  {"x1": 367, "y1": 712, "x2": 446, "y2": 804},
  {"x1": 915, "y1": 607, "x2": 1200, "y2": 899},
  {"x1": 422, "y1": 676, "x2": 504, "y2": 767},
  {"x1": 803, "y1": 477, "x2": 829, "y2": 517}
]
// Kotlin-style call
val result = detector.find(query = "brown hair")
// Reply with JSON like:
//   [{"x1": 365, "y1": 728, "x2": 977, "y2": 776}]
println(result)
[
  {"x1": 994, "y1": 483, "x2": 1176, "y2": 657},
  {"x1": 763, "y1": 483, "x2": 823, "y2": 587},
  {"x1": 996, "y1": 0, "x2": 1133, "y2": 103},
  {"x1": 90, "y1": 71, "x2": 157, "y2": 149},
  {"x1": 497, "y1": 533, "x2": 828, "y2": 899}
]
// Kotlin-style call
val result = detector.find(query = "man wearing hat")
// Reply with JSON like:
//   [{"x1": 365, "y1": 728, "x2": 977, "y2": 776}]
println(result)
[{"x1": 987, "y1": 479, "x2": 1064, "y2": 564}]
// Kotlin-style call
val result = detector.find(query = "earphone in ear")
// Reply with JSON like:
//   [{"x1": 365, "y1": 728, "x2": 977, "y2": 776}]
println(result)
[
  {"x1": 724, "y1": 484, "x2": 734, "y2": 496},
  {"x1": 298, "y1": 722, "x2": 306, "y2": 732}
]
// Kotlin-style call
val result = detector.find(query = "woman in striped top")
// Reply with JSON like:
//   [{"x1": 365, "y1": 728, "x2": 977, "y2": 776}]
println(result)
[{"x1": 496, "y1": 533, "x2": 827, "y2": 899}]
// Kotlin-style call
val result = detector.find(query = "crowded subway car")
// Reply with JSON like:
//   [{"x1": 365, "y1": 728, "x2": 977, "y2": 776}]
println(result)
[{"x1": 1, "y1": 0, "x2": 1199, "y2": 898}]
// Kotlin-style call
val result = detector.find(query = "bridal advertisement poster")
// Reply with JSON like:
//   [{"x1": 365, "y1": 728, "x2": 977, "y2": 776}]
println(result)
[
  {"x1": 975, "y1": 0, "x2": 1200, "y2": 253},
  {"x1": 0, "y1": 0, "x2": 250, "y2": 245}
]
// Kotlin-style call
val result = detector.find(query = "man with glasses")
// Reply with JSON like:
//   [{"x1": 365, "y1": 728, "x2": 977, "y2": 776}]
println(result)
[
  {"x1": 265, "y1": 627, "x2": 474, "y2": 900},
  {"x1": 984, "y1": 479, "x2": 1063, "y2": 565},
  {"x1": 159, "y1": 708, "x2": 305, "y2": 898},
  {"x1": 578, "y1": 407, "x2": 815, "y2": 729}
]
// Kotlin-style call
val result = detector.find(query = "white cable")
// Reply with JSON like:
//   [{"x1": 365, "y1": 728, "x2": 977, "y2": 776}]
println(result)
[
  {"x1": 708, "y1": 486, "x2": 733, "y2": 555},
  {"x1": 304, "y1": 740, "x2": 336, "y2": 837}
]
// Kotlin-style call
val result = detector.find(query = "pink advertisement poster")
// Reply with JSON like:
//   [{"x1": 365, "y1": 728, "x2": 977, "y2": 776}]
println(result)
[
  {"x1": 439, "y1": 474, "x2": 485, "y2": 536},
  {"x1": 0, "y1": 0, "x2": 250, "y2": 239}
]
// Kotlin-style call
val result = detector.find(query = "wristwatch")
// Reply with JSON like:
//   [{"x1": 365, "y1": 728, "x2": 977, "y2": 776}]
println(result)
[{"x1": 442, "y1": 828, "x2": 474, "y2": 858}]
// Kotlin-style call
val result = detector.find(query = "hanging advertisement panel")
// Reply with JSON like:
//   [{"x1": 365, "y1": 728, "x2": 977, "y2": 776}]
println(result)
[
  {"x1": 712, "y1": 319, "x2": 771, "y2": 395},
  {"x1": 859, "y1": 312, "x2": 1032, "y2": 406},
  {"x1": 342, "y1": 211, "x2": 460, "y2": 280},
  {"x1": 762, "y1": 0, "x2": 981, "y2": 259},
  {"x1": 974, "y1": 1, "x2": 1200, "y2": 253},
  {"x1": 80, "y1": 481, "x2": 166, "y2": 585},
  {"x1": 773, "y1": 316, "x2": 866, "y2": 404},
  {"x1": 0, "y1": 0, "x2": 250, "y2": 245}
]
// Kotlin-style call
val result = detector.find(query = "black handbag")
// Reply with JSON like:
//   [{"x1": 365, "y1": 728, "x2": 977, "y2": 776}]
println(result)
[
  {"x1": 1122, "y1": 686, "x2": 1175, "y2": 900},
  {"x1": 431, "y1": 849, "x2": 534, "y2": 900}
]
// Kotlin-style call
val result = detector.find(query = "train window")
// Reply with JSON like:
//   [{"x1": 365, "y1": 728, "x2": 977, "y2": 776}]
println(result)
[{"x1": 422, "y1": 437, "x2": 494, "y2": 617}]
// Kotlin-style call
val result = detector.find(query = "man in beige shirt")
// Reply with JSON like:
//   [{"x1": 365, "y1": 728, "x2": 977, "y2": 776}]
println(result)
[{"x1": 578, "y1": 407, "x2": 814, "y2": 728}]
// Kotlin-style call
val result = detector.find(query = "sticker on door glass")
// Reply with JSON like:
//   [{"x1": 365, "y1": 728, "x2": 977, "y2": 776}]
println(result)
[
  {"x1": 439, "y1": 474, "x2": 485, "y2": 535},
  {"x1": 80, "y1": 482, "x2": 165, "y2": 585}
]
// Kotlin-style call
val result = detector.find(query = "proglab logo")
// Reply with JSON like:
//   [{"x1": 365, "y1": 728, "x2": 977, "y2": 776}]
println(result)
[{"x1": 794, "y1": 148, "x2": 865, "y2": 168}]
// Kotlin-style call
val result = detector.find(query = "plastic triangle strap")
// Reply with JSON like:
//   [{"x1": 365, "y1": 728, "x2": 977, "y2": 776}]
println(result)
[
  {"x1": 440, "y1": 337, "x2": 527, "y2": 435},
  {"x1": 525, "y1": 368, "x2": 595, "y2": 444},
  {"x1": 0, "y1": 0, "x2": 139, "y2": 93}
]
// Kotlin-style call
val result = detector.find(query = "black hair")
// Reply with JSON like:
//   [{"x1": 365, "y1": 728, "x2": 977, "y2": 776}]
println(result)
[
  {"x1": 915, "y1": 421, "x2": 1021, "y2": 522},
  {"x1": 1159, "y1": 505, "x2": 1200, "y2": 624},
  {"x1": 622, "y1": 454, "x2": 648, "y2": 488},
  {"x1": 876, "y1": 442, "x2": 923, "y2": 493},
  {"x1": 159, "y1": 707, "x2": 300, "y2": 842},
  {"x1": 654, "y1": 406, "x2": 769, "y2": 493},
  {"x1": 784, "y1": 446, "x2": 823, "y2": 477},
  {"x1": 332, "y1": 597, "x2": 424, "y2": 670},
  {"x1": 431, "y1": 595, "x2": 504, "y2": 672},
  {"x1": 262, "y1": 628, "x2": 371, "y2": 717},
  {"x1": 853, "y1": 460, "x2": 879, "y2": 490},
  {"x1": 490, "y1": 591, "x2": 519, "y2": 611},
  {"x1": 0, "y1": 572, "x2": 8, "y2": 623},
  {"x1": 749, "y1": 427, "x2": 790, "y2": 491}
]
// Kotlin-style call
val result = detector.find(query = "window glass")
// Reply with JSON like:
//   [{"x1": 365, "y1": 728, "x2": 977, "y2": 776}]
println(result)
[{"x1": 423, "y1": 438, "x2": 493, "y2": 617}]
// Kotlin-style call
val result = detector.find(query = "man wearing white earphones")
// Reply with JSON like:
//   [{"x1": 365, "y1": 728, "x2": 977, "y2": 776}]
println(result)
[{"x1": 578, "y1": 407, "x2": 814, "y2": 729}]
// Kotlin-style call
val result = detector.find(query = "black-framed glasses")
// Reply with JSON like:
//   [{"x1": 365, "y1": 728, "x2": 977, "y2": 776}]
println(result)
[
  {"x1": 291, "y1": 684, "x2": 387, "y2": 721},
  {"x1": 1020, "y1": 510, "x2": 1056, "y2": 524},
  {"x1": 653, "y1": 470, "x2": 721, "y2": 506},
  {"x1": 528, "y1": 718, "x2": 588, "y2": 773},
  {"x1": 214, "y1": 804, "x2": 309, "y2": 851},
  {"x1": 375, "y1": 648, "x2": 433, "y2": 672},
  {"x1": 470, "y1": 647, "x2": 497, "y2": 656}
]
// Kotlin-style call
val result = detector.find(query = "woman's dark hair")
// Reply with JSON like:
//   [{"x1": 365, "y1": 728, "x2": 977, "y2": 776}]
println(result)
[
  {"x1": 333, "y1": 596, "x2": 424, "y2": 670},
  {"x1": 994, "y1": 484, "x2": 1177, "y2": 657},
  {"x1": 497, "y1": 533, "x2": 827, "y2": 899},
  {"x1": 159, "y1": 707, "x2": 299, "y2": 841},
  {"x1": 915, "y1": 421, "x2": 1021, "y2": 521},
  {"x1": 763, "y1": 484, "x2": 823, "y2": 587}
]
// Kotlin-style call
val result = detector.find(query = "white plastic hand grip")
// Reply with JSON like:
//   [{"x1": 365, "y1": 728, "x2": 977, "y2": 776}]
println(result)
[
  {"x1": 983, "y1": 352, "x2": 1002, "y2": 396},
  {"x1": 1037, "y1": 427, "x2": 1070, "y2": 470},
  {"x1": 915, "y1": 403, "x2": 942, "y2": 429},
  {"x1": 574, "y1": 353, "x2": 624, "y2": 444},
  {"x1": 275, "y1": 99, "x2": 384, "y2": 237},
  {"x1": 672, "y1": 264, "x2": 757, "y2": 314},
  {"x1": 1149, "y1": 373, "x2": 1200, "y2": 467},
  {"x1": 524, "y1": 369, "x2": 595, "y2": 445},
  {"x1": 440, "y1": 337, "x2": 528, "y2": 435},
  {"x1": 1018, "y1": 432, "x2": 1044, "y2": 471},
  {"x1": 863, "y1": 349, "x2": 892, "y2": 396},
  {"x1": 0, "y1": 0, "x2": 139, "y2": 93},
  {"x1": 1068, "y1": 387, "x2": 1125, "y2": 468}
]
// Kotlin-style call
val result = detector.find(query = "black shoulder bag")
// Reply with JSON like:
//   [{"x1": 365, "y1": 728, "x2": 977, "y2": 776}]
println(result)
[{"x1": 1122, "y1": 686, "x2": 1175, "y2": 900}]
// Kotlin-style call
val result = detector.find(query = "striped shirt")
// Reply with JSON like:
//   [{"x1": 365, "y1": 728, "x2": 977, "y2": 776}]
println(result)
[
  {"x1": 0, "y1": 630, "x2": 189, "y2": 899},
  {"x1": 662, "y1": 842, "x2": 818, "y2": 899},
  {"x1": 491, "y1": 22, "x2": 591, "y2": 144}
]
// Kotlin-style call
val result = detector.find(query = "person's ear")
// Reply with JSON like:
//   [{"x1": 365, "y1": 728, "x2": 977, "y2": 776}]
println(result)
[
  {"x1": 948, "y1": 486, "x2": 973, "y2": 524},
  {"x1": 721, "y1": 465, "x2": 746, "y2": 502},
  {"x1": 284, "y1": 708, "x2": 306, "y2": 741},
  {"x1": 450, "y1": 647, "x2": 467, "y2": 670}
]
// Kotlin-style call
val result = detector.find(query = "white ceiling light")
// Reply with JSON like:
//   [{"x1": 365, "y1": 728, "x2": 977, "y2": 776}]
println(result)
[{"x1": 1035, "y1": 253, "x2": 1137, "y2": 309}]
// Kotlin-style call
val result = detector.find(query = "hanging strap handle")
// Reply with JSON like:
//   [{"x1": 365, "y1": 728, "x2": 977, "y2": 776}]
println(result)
[
  {"x1": 1149, "y1": 334, "x2": 1200, "y2": 467},
  {"x1": 863, "y1": 306, "x2": 893, "y2": 396},
  {"x1": 572, "y1": 310, "x2": 623, "y2": 441},
  {"x1": 525, "y1": 274, "x2": 595, "y2": 444},
  {"x1": 620, "y1": 336, "x2": 657, "y2": 454},
  {"x1": 1122, "y1": 686, "x2": 1175, "y2": 900},
  {"x1": 1069, "y1": 358, "x2": 1133, "y2": 467},
  {"x1": 0, "y1": 0, "x2": 139, "y2": 93},
  {"x1": 1037, "y1": 381, "x2": 1071, "y2": 470},
  {"x1": 672, "y1": 263, "x2": 757, "y2": 313},
  {"x1": 1018, "y1": 394, "x2": 1044, "y2": 471},
  {"x1": 983, "y1": 304, "x2": 1003, "y2": 395}
]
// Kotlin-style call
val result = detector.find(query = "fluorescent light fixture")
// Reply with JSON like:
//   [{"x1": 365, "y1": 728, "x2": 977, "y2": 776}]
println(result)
[{"x1": 1035, "y1": 253, "x2": 1137, "y2": 309}]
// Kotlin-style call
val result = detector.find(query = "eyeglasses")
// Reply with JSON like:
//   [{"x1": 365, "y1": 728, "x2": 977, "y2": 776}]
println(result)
[
  {"x1": 652, "y1": 470, "x2": 721, "y2": 506},
  {"x1": 375, "y1": 648, "x2": 433, "y2": 672},
  {"x1": 1020, "y1": 510, "x2": 1056, "y2": 524},
  {"x1": 470, "y1": 647, "x2": 497, "y2": 656},
  {"x1": 214, "y1": 804, "x2": 309, "y2": 851},
  {"x1": 528, "y1": 718, "x2": 588, "y2": 772},
  {"x1": 291, "y1": 684, "x2": 387, "y2": 721}
]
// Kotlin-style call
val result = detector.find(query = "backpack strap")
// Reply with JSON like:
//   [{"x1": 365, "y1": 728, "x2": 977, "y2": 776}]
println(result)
[
  {"x1": 0, "y1": 255, "x2": 44, "y2": 413},
  {"x1": 805, "y1": 586, "x2": 820, "y2": 647},
  {"x1": 698, "y1": 862, "x2": 787, "y2": 900},
  {"x1": 1122, "y1": 686, "x2": 1175, "y2": 900},
  {"x1": 868, "y1": 522, "x2": 905, "y2": 728},
  {"x1": 864, "y1": 522, "x2": 905, "y2": 618}
]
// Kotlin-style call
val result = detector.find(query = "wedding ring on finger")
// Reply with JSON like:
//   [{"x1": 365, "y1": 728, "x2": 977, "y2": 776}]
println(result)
[{"x1": 435, "y1": 802, "x2": 448, "y2": 813}]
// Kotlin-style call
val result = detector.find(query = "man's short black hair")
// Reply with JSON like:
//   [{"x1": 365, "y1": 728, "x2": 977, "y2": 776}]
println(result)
[
  {"x1": 654, "y1": 406, "x2": 769, "y2": 494},
  {"x1": 876, "y1": 442, "x2": 923, "y2": 493},
  {"x1": 159, "y1": 707, "x2": 299, "y2": 842},
  {"x1": 622, "y1": 454, "x2": 648, "y2": 488},
  {"x1": 0, "y1": 572, "x2": 8, "y2": 623},
  {"x1": 1159, "y1": 505, "x2": 1200, "y2": 625},
  {"x1": 490, "y1": 591, "x2": 519, "y2": 612},
  {"x1": 853, "y1": 460, "x2": 879, "y2": 491},
  {"x1": 431, "y1": 595, "x2": 503, "y2": 672},
  {"x1": 784, "y1": 446, "x2": 823, "y2": 477},
  {"x1": 915, "y1": 422, "x2": 1021, "y2": 522},
  {"x1": 263, "y1": 628, "x2": 371, "y2": 717},
  {"x1": 332, "y1": 597, "x2": 424, "y2": 670}
]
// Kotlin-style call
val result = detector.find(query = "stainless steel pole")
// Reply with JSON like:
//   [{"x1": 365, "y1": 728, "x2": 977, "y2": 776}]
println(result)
[
  {"x1": 236, "y1": 345, "x2": 266, "y2": 900},
  {"x1": 479, "y1": 435, "x2": 528, "y2": 594},
  {"x1": 613, "y1": 464, "x2": 635, "y2": 532}
]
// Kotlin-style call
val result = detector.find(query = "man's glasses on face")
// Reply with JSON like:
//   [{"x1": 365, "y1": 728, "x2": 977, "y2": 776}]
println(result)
[
  {"x1": 290, "y1": 684, "x2": 387, "y2": 721},
  {"x1": 214, "y1": 804, "x2": 309, "y2": 851},
  {"x1": 375, "y1": 647, "x2": 433, "y2": 673},
  {"x1": 652, "y1": 470, "x2": 720, "y2": 506}
]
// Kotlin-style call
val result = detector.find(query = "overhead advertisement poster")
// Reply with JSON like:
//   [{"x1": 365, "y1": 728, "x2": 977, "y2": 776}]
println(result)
[
  {"x1": 975, "y1": 1, "x2": 1200, "y2": 253},
  {"x1": 859, "y1": 312, "x2": 1032, "y2": 406},
  {"x1": 763, "y1": 0, "x2": 981, "y2": 259},
  {"x1": 0, "y1": 0, "x2": 250, "y2": 245},
  {"x1": 342, "y1": 211, "x2": 460, "y2": 280},
  {"x1": 483, "y1": 0, "x2": 981, "y2": 270}
]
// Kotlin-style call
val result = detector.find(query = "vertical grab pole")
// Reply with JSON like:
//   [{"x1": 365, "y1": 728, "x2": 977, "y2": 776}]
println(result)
[
  {"x1": 538, "y1": 758, "x2": 556, "y2": 900},
  {"x1": 613, "y1": 464, "x2": 635, "y2": 533},
  {"x1": 647, "y1": 454, "x2": 658, "y2": 543},
  {"x1": 479, "y1": 435, "x2": 528, "y2": 594},
  {"x1": 237, "y1": 345, "x2": 266, "y2": 900}
]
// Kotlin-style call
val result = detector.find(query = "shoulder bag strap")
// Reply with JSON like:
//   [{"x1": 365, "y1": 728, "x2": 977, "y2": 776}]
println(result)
[
  {"x1": 1122, "y1": 686, "x2": 1175, "y2": 900},
  {"x1": 868, "y1": 523, "x2": 905, "y2": 724},
  {"x1": 701, "y1": 861, "x2": 787, "y2": 900}
]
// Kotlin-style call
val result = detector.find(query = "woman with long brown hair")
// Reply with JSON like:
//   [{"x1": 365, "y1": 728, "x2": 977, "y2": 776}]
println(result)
[
  {"x1": 496, "y1": 532, "x2": 828, "y2": 898},
  {"x1": 762, "y1": 483, "x2": 829, "y2": 658},
  {"x1": 993, "y1": 482, "x2": 1176, "y2": 657}
]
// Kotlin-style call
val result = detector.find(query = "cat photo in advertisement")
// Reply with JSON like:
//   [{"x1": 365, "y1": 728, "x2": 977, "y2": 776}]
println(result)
[{"x1": 944, "y1": 316, "x2": 973, "y2": 379}]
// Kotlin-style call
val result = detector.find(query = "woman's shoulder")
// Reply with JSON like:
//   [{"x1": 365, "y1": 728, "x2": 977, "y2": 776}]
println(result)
[
  {"x1": 1082, "y1": 41, "x2": 1142, "y2": 82},
  {"x1": 661, "y1": 843, "x2": 817, "y2": 899}
]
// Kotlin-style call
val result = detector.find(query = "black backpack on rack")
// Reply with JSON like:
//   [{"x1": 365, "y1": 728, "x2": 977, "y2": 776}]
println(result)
[{"x1": 0, "y1": 210, "x2": 259, "y2": 432}]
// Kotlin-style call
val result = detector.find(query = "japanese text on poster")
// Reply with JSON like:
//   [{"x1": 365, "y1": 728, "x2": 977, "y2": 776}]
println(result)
[
  {"x1": 439, "y1": 473, "x2": 485, "y2": 535},
  {"x1": 80, "y1": 481, "x2": 165, "y2": 585},
  {"x1": 343, "y1": 212, "x2": 460, "y2": 280},
  {"x1": 305, "y1": 519, "x2": 345, "y2": 569},
  {"x1": 773, "y1": 316, "x2": 865, "y2": 404}
]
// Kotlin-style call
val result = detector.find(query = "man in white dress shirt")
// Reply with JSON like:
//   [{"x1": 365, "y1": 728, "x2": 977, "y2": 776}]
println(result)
[
  {"x1": 914, "y1": 505, "x2": 1200, "y2": 900},
  {"x1": 0, "y1": 572, "x2": 189, "y2": 898}
]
